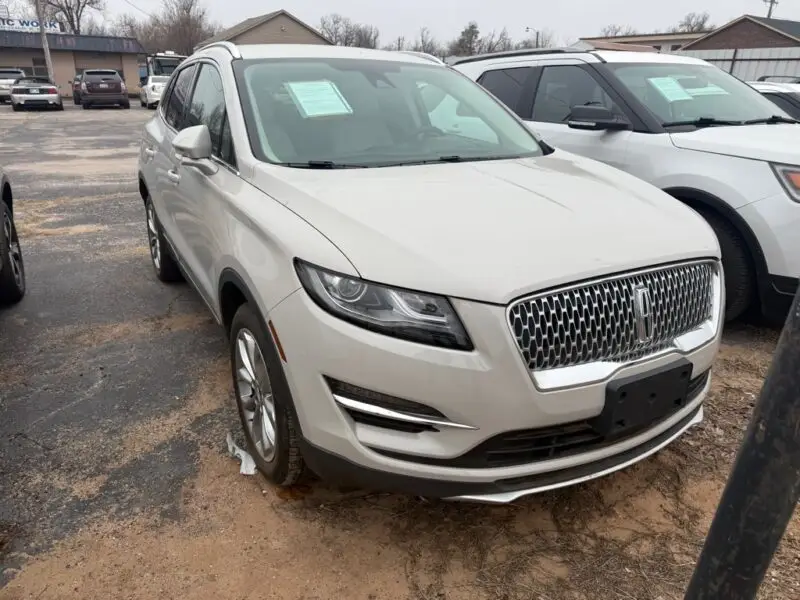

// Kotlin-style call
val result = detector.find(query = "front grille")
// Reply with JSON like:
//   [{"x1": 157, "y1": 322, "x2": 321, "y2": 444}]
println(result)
[
  {"x1": 508, "y1": 261, "x2": 715, "y2": 372},
  {"x1": 373, "y1": 370, "x2": 710, "y2": 468}
]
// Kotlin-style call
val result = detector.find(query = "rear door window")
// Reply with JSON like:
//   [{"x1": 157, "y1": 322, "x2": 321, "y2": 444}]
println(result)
[
  {"x1": 164, "y1": 64, "x2": 197, "y2": 131},
  {"x1": 762, "y1": 92, "x2": 800, "y2": 119},
  {"x1": 477, "y1": 67, "x2": 534, "y2": 115}
]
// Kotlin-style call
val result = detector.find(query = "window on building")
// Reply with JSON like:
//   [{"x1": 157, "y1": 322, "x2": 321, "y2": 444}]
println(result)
[{"x1": 31, "y1": 57, "x2": 48, "y2": 77}]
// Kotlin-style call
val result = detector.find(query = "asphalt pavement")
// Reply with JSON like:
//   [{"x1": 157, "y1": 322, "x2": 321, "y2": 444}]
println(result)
[{"x1": 0, "y1": 103, "x2": 234, "y2": 581}]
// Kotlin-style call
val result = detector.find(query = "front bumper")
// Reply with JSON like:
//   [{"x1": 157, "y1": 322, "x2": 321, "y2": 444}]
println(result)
[
  {"x1": 11, "y1": 93, "x2": 62, "y2": 107},
  {"x1": 269, "y1": 270, "x2": 722, "y2": 501}
]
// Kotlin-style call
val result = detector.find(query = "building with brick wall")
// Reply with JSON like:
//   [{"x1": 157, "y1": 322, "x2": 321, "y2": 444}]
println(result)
[
  {"x1": 682, "y1": 15, "x2": 800, "y2": 51},
  {"x1": 0, "y1": 30, "x2": 145, "y2": 97}
]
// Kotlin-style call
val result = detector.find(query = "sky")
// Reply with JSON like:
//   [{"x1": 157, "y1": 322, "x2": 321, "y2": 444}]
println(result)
[{"x1": 102, "y1": 0, "x2": 800, "y2": 46}]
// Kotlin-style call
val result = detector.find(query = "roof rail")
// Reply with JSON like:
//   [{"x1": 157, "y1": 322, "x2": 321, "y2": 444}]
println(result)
[
  {"x1": 451, "y1": 46, "x2": 586, "y2": 66},
  {"x1": 397, "y1": 50, "x2": 446, "y2": 65},
  {"x1": 198, "y1": 41, "x2": 241, "y2": 59}
]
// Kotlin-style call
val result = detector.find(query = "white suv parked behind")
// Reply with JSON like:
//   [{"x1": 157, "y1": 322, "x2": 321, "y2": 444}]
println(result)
[
  {"x1": 138, "y1": 43, "x2": 723, "y2": 502},
  {"x1": 455, "y1": 48, "x2": 800, "y2": 323}
]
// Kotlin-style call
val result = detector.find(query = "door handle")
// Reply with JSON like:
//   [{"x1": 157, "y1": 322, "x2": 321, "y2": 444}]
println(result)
[
  {"x1": 166, "y1": 169, "x2": 181, "y2": 184},
  {"x1": 144, "y1": 147, "x2": 155, "y2": 158}
]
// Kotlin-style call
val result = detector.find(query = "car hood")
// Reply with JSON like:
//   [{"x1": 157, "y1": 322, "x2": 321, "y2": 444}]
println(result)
[
  {"x1": 670, "y1": 123, "x2": 800, "y2": 164},
  {"x1": 256, "y1": 152, "x2": 719, "y2": 304}
]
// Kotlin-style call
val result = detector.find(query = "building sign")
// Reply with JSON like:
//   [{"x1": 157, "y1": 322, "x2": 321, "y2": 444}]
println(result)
[{"x1": 0, "y1": 18, "x2": 64, "y2": 34}]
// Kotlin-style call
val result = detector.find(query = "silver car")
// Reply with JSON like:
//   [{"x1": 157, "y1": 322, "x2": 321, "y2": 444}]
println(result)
[
  {"x1": 139, "y1": 75, "x2": 170, "y2": 109},
  {"x1": 11, "y1": 76, "x2": 64, "y2": 111},
  {"x1": 137, "y1": 42, "x2": 722, "y2": 503}
]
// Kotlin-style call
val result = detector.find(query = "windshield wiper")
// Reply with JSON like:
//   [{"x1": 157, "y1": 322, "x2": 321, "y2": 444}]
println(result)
[
  {"x1": 662, "y1": 117, "x2": 742, "y2": 128},
  {"x1": 283, "y1": 161, "x2": 364, "y2": 169},
  {"x1": 743, "y1": 115, "x2": 799, "y2": 125}
]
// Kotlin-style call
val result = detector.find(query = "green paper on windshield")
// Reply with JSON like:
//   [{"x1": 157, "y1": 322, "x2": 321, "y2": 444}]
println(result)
[
  {"x1": 285, "y1": 80, "x2": 353, "y2": 118},
  {"x1": 647, "y1": 77, "x2": 694, "y2": 102}
]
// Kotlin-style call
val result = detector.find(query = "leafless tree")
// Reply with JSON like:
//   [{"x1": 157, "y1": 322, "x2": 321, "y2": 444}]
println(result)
[
  {"x1": 4, "y1": 0, "x2": 36, "y2": 17},
  {"x1": 669, "y1": 11, "x2": 713, "y2": 33},
  {"x1": 319, "y1": 13, "x2": 380, "y2": 48},
  {"x1": 600, "y1": 24, "x2": 639, "y2": 37},
  {"x1": 112, "y1": 0, "x2": 220, "y2": 55},
  {"x1": 477, "y1": 28, "x2": 514, "y2": 54},
  {"x1": 33, "y1": 0, "x2": 106, "y2": 35},
  {"x1": 411, "y1": 27, "x2": 442, "y2": 56},
  {"x1": 382, "y1": 36, "x2": 406, "y2": 51},
  {"x1": 515, "y1": 29, "x2": 557, "y2": 49}
]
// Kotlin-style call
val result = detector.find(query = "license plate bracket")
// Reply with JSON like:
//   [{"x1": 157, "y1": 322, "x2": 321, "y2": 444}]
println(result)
[{"x1": 592, "y1": 359, "x2": 693, "y2": 438}]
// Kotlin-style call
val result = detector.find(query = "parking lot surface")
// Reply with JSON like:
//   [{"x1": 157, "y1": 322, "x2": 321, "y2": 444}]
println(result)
[{"x1": 0, "y1": 105, "x2": 798, "y2": 600}]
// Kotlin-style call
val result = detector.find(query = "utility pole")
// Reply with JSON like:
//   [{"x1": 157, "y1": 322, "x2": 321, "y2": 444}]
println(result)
[
  {"x1": 34, "y1": 0, "x2": 55, "y2": 82},
  {"x1": 764, "y1": 0, "x2": 779, "y2": 18},
  {"x1": 685, "y1": 286, "x2": 800, "y2": 599}
]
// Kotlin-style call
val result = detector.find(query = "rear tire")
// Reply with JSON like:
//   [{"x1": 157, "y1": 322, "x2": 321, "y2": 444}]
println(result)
[
  {"x1": 122, "y1": 102, "x2": 131, "y2": 109},
  {"x1": 696, "y1": 208, "x2": 756, "y2": 322},
  {"x1": 230, "y1": 303, "x2": 306, "y2": 487},
  {"x1": 144, "y1": 195, "x2": 182, "y2": 283},
  {"x1": 73, "y1": 94, "x2": 79, "y2": 105},
  {"x1": 82, "y1": 102, "x2": 90, "y2": 110},
  {"x1": 0, "y1": 201, "x2": 25, "y2": 306},
  {"x1": 11, "y1": 104, "x2": 20, "y2": 112}
]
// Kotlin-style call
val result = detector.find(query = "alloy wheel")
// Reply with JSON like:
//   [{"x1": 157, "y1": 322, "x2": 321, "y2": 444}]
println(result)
[
  {"x1": 235, "y1": 328, "x2": 277, "y2": 463},
  {"x1": 3, "y1": 212, "x2": 23, "y2": 290},
  {"x1": 146, "y1": 203, "x2": 161, "y2": 270}
]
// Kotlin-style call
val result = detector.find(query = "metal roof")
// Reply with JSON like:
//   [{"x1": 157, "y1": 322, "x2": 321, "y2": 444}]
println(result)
[{"x1": 0, "y1": 30, "x2": 145, "y2": 54}]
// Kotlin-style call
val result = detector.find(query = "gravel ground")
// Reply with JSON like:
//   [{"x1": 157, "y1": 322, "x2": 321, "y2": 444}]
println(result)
[{"x1": 0, "y1": 105, "x2": 797, "y2": 600}]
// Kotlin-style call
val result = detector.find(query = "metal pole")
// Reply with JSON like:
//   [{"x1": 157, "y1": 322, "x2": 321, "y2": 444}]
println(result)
[
  {"x1": 685, "y1": 286, "x2": 800, "y2": 600},
  {"x1": 34, "y1": 0, "x2": 55, "y2": 83}
]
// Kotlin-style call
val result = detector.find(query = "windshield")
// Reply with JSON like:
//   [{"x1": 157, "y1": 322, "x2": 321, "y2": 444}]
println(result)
[
  {"x1": 153, "y1": 58, "x2": 182, "y2": 76},
  {"x1": 235, "y1": 57, "x2": 543, "y2": 168},
  {"x1": 0, "y1": 70, "x2": 24, "y2": 78},
  {"x1": 16, "y1": 78, "x2": 51, "y2": 85},
  {"x1": 608, "y1": 62, "x2": 791, "y2": 126}
]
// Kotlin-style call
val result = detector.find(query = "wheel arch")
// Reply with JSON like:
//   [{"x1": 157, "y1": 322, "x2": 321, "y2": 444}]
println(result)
[
  {"x1": 218, "y1": 268, "x2": 262, "y2": 339},
  {"x1": 138, "y1": 172, "x2": 149, "y2": 205},
  {"x1": 1, "y1": 177, "x2": 11, "y2": 215},
  {"x1": 665, "y1": 185, "x2": 770, "y2": 302}
]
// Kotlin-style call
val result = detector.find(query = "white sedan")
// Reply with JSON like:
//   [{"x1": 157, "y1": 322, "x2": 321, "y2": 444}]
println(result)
[{"x1": 139, "y1": 75, "x2": 170, "y2": 109}]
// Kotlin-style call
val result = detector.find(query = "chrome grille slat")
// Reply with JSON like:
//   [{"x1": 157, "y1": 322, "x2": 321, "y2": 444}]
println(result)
[{"x1": 508, "y1": 262, "x2": 715, "y2": 371}]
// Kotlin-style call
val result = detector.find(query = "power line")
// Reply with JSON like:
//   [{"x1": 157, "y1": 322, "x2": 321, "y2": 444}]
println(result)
[{"x1": 119, "y1": 0, "x2": 153, "y2": 18}]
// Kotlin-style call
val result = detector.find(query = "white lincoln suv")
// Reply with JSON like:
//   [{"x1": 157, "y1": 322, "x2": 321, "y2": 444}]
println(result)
[{"x1": 137, "y1": 43, "x2": 723, "y2": 503}]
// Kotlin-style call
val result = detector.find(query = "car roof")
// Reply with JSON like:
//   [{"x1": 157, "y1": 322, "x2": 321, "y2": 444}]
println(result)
[
  {"x1": 451, "y1": 47, "x2": 709, "y2": 69},
  {"x1": 203, "y1": 43, "x2": 443, "y2": 66},
  {"x1": 749, "y1": 81, "x2": 800, "y2": 94}
]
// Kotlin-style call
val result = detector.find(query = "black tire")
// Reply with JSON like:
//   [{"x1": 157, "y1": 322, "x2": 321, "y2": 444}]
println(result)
[
  {"x1": 140, "y1": 97, "x2": 146, "y2": 107},
  {"x1": 122, "y1": 102, "x2": 131, "y2": 109},
  {"x1": 147, "y1": 103, "x2": 157, "y2": 110},
  {"x1": 73, "y1": 94, "x2": 79, "y2": 105},
  {"x1": 82, "y1": 102, "x2": 90, "y2": 110},
  {"x1": 230, "y1": 302, "x2": 306, "y2": 486},
  {"x1": 697, "y1": 208, "x2": 756, "y2": 321},
  {"x1": 11, "y1": 104, "x2": 19, "y2": 112},
  {"x1": 0, "y1": 201, "x2": 25, "y2": 306},
  {"x1": 144, "y1": 195, "x2": 182, "y2": 283},
  {"x1": 56, "y1": 103, "x2": 64, "y2": 111}
]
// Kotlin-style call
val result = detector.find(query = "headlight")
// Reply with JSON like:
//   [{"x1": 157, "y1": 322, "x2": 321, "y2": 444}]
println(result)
[
  {"x1": 295, "y1": 260, "x2": 473, "y2": 351},
  {"x1": 771, "y1": 163, "x2": 800, "y2": 203}
]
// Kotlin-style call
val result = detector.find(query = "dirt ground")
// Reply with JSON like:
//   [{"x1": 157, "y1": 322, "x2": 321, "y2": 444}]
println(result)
[{"x1": 1, "y1": 107, "x2": 798, "y2": 600}]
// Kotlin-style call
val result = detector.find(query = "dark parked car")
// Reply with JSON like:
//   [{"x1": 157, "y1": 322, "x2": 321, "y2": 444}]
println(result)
[
  {"x1": 0, "y1": 166, "x2": 25, "y2": 307},
  {"x1": 71, "y1": 73, "x2": 83, "y2": 104},
  {"x1": 78, "y1": 69, "x2": 130, "y2": 109},
  {"x1": 749, "y1": 81, "x2": 800, "y2": 119}
]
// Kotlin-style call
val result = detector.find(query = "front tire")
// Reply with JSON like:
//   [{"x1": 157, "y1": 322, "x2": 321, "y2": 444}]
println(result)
[
  {"x1": 230, "y1": 303, "x2": 306, "y2": 486},
  {"x1": 145, "y1": 195, "x2": 182, "y2": 283},
  {"x1": 11, "y1": 104, "x2": 20, "y2": 112},
  {"x1": 697, "y1": 208, "x2": 755, "y2": 321},
  {"x1": 0, "y1": 201, "x2": 25, "y2": 306}
]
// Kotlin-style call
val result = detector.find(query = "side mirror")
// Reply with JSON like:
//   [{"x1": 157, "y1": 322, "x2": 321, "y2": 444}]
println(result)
[
  {"x1": 172, "y1": 125, "x2": 218, "y2": 176},
  {"x1": 567, "y1": 104, "x2": 631, "y2": 131}
]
